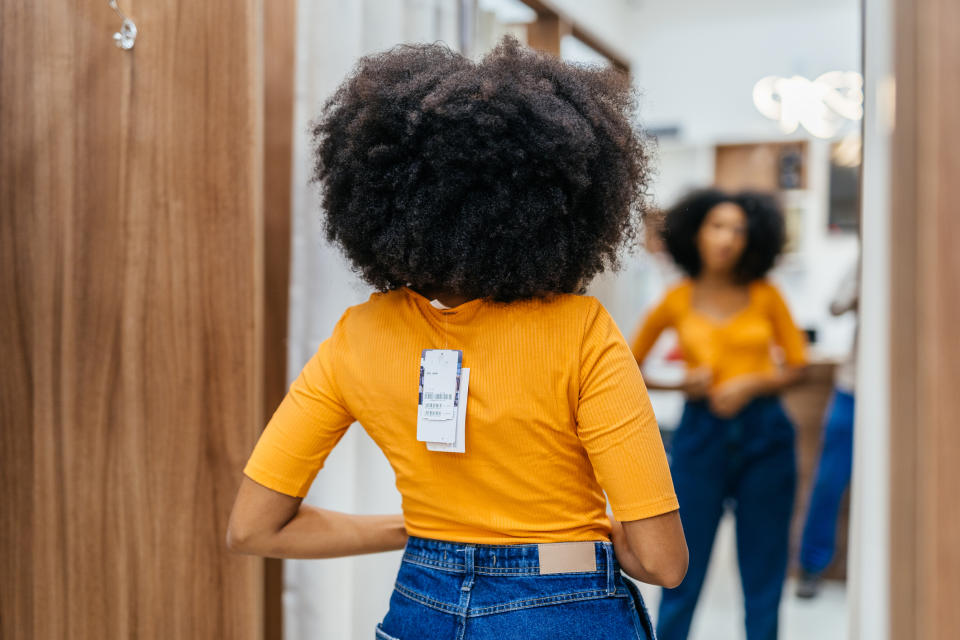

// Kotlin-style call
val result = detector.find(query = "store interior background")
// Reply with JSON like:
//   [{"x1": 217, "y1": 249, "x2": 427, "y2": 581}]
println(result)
[
  {"x1": 23, "y1": 0, "x2": 957, "y2": 637},
  {"x1": 289, "y1": 1, "x2": 861, "y2": 638}
]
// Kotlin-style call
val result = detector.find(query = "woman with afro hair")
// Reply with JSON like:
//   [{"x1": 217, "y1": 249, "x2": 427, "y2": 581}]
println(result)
[
  {"x1": 227, "y1": 37, "x2": 687, "y2": 639},
  {"x1": 630, "y1": 189, "x2": 808, "y2": 640}
]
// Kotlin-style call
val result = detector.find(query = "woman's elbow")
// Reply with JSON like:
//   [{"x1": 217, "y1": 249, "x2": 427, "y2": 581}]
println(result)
[
  {"x1": 659, "y1": 553, "x2": 689, "y2": 589},
  {"x1": 226, "y1": 520, "x2": 265, "y2": 555},
  {"x1": 225, "y1": 523, "x2": 249, "y2": 554},
  {"x1": 643, "y1": 545, "x2": 689, "y2": 588},
  {"x1": 226, "y1": 476, "x2": 299, "y2": 555}
]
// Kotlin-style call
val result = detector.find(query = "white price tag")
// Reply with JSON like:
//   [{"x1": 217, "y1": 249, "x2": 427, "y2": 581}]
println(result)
[
  {"x1": 416, "y1": 349, "x2": 462, "y2": 444},
  {"x1": 427, "y1": 368, "x2": 469, "y2": 453}
]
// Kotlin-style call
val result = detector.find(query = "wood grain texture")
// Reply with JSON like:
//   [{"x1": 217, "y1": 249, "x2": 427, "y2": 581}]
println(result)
[
  {"x1": 0, "y1": 1, "x2": 266, "y2": 638},
  {"x1": 890, "y1": 0, "x2": 960, "y2": 636},
  {"x1": 889, "y1": 0, "x2": 919, "y2": 633},
  {"x1": 262, "y1": 0, "x2": 297, "y2": 638}
]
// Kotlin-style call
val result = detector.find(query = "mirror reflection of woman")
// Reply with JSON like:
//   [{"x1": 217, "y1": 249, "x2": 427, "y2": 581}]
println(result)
[{"x1": 630, "y1": 190, "x2": 807, "y2": 640}]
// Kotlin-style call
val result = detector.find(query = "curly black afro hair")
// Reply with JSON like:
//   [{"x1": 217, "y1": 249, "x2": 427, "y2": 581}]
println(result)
[
  {"x1": 661, "y1": 189, "x2": 786, "y2": 282},
  {"x1": 311, "y1": 37, "x2": 651, "y2": 302}
]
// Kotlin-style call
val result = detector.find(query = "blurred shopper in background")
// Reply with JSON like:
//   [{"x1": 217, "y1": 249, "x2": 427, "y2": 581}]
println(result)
[
  {"x1": 227, "y1": 38, "x2": 687, "y2": 640},
  {"x1": 796, "y1": 260, "x2": 859, "y2": 599},
  {"x1": 631, "y1": 189, "x2": 807, "y2": 640}
]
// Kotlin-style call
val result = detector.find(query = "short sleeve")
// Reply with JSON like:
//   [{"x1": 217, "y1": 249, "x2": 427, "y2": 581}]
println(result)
[
  {"x1": 577, "y1": 301, "x2": 679, "y2": 522},
  {"x1": 766, "y1": 284, "x2": 808, "y2": 367},
  {"x1": 243, "y1": 314, "x2": 355, "y2": 497},
  {"x1": 629, "y1": 289, "x2": 676, "y2": 364}
]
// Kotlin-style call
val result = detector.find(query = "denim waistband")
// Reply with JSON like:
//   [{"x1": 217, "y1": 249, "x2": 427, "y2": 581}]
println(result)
[
  {"x1": 685, "y1": 394, "x2": 780, "y2": 411},
  {"x1": 402, "y1": 536, "x2": 616, "y2": 577}
]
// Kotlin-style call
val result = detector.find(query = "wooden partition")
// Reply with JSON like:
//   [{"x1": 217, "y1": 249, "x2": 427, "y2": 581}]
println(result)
[
  {"x1": 521, "y1": 0, "x2": 630, "y2": 72},
  {"x1": 263, "y1": 0, "x2": 297, "y2": 638},
  {"x1": 890, "y1": 0, "x2": 960, "y2": 636},
  {"x1": 0, "y1": 1, "x2": 267, "y2": 637}
]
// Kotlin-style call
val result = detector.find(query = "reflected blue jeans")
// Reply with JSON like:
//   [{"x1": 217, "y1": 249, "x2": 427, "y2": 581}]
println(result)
[
  {"x1": 799, "y1": 388, "x2": 855, "y2": 573},
  {"x1": 376, "y1": 536, "x2": 655, "y2": 640},
  {"x1": 657, "y1": 397, "x2": 796, "y2": 640}
]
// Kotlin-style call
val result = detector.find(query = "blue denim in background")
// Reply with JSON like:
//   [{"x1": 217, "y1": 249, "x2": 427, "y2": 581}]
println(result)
[
  {"x1": 376, "y1": 536, "x2": 655, "y2": 640},
  {"x1": 799, "y1": 388, "x2": 855, "y2": 574},
  {"x1": 657, "y1": 397, "x2": 796, "y2": 640}
]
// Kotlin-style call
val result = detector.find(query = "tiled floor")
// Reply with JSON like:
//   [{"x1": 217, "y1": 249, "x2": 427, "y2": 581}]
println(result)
[{"x1": 634, "y1": 513, "x2": 847, "y2": 640}]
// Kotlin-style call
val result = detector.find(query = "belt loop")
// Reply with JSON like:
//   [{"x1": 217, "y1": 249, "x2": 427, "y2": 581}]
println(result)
[
  {"x1": 455, "y1": 546, "x2": 477, "y2": 640},
  {"x1": 604, "y1": 542, "x2": 616, "y2": 595},
  {"x1": 461, "y1": 546, "x2": 476, "y2": 592}
]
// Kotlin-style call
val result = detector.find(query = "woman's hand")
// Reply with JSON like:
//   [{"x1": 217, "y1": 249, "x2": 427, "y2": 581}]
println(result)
[
  {"x1": 708, "y1": 375, "x2": 758, "y2": 418},
  {"x1": 680, "y1": 367, "x2": 713, "y2": 399},
  {"x1": 708, "y1": 365, "x2": 807, "y2": 418}
]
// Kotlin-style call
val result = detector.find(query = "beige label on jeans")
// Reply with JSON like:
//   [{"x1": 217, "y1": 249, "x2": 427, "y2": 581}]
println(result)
[{"x1": 537, "y1": 542, "x2": 597, "y2": 575}]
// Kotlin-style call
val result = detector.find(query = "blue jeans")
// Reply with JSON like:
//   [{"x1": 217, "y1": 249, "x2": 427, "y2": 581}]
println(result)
[
  {"x1": 376, "y1": 536, "x2": 655, "y2": 640},
  {"x1": 799, "y1": 388, "x2": 855, "y2": 573},
  {"x1": 657, "y1": 397, "x2": 796, "y2": 640}
]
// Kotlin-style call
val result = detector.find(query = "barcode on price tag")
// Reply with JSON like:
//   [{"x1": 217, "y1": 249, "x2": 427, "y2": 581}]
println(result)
[
  {"x1": 427, "y1": 368, "x2": 469, "y2": 454},
  {"x1": 416, "y1": 349, "x2": 462, "y2": 444},
  {"x1": 423, "y1": 392, "x2": 454, "y2": 417}
]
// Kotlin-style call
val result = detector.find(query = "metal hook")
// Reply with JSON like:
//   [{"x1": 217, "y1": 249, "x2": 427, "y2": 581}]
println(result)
[{"x1": 109, "y1": 0, "x2": 137, "y2": 50}]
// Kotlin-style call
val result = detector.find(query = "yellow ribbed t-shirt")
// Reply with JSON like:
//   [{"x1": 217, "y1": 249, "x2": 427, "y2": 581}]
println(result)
[
  {"x1": 243, "y1": 287, "x2": 678, "y2": 544},
  {"x1": 630, "y1": 279, "x2": 808, "y2": 386}
]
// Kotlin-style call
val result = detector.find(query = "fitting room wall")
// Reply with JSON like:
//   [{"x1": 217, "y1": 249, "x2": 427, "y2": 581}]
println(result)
[
  {"x1": 889, "y1": 0, "x2": 960, "y2": 636},
  {"x1": 0, "y1": 1, "x2": 269, "y2": 637}
]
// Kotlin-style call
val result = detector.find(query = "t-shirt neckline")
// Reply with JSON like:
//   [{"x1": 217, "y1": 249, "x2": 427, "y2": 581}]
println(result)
[{"x1": 401, "y1": 287, "x2": 484, "y2": 315}]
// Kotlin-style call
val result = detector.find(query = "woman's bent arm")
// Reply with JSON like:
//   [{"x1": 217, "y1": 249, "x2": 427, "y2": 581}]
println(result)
[
  {"x1": 609, "y1": 510, "x2": 688, "y2": 588},
  {"x1": 226, "y1": 476, "x2": 408, "y2": 559}
]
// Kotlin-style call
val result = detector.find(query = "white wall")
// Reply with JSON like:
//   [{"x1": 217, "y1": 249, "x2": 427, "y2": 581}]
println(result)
[{"x1": 847, "y1": 0, "x2": 893, "y2": 636}]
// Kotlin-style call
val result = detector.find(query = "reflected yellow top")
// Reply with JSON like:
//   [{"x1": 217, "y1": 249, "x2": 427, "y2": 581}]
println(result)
[
  {"x1": 244, "y1": 288, "x2": 678, "y2": 544},
  {"x1": 630, "y1": 279, "x2": 807, "y2": 386}
]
